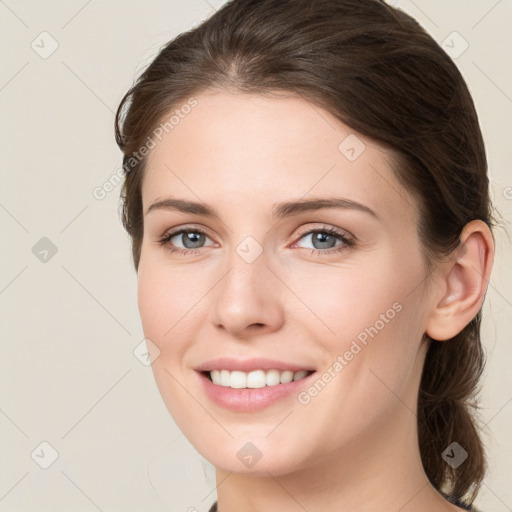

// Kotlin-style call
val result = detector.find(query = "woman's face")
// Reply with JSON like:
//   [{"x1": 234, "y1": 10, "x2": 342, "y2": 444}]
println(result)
[{"x1": 137, "y1": 90, "x2": 434, "y2": 475}]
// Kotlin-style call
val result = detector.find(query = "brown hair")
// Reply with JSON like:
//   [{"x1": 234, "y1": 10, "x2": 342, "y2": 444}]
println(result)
[{"x1": 115, "y1": 0, "x2": 497, "y2": 505}]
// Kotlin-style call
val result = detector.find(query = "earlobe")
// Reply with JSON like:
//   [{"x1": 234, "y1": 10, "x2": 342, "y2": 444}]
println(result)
[{"x1": 425, "y1": 220, "x2": 494, "y2": 341}]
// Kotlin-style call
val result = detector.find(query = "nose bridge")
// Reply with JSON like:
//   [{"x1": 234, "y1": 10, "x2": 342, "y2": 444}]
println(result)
[
  {"x1": 221, "y1": 232, "x2": 270, "y2": 293},
  {"x1": 209, "y1": 237, "x2": 284, "y2": 336}
]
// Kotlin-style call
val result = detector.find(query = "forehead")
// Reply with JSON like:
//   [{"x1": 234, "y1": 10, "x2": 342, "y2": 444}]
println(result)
[{"x1": 142, "y1": 90, "x2": 417, "y2": 224}]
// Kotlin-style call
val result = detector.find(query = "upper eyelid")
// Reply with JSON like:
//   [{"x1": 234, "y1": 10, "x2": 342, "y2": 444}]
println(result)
[
  {"x1": 294, "y1": 224, "x2": 352, "y2": 239},
  {"x1": 163, "y1": 224, "x2": 217, "y2": 241}
]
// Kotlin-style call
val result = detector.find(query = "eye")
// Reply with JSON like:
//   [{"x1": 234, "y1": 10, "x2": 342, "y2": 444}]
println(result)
[
  {"x1": 158, "y1": 227, "x2": 216, "y2": 255},
  {"x1": 291, "y1": 225, "x2": 355, "y2": 255},
  {"x1": 158, "y1": 224, "x2": 355, "y2": 257}
]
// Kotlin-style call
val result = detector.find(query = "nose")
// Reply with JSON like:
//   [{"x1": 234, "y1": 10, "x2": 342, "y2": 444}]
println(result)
[{"x1": 209, "y1": 250, "x2": 285, "y2": 339}]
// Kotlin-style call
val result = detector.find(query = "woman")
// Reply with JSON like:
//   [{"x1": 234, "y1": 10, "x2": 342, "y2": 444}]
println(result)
[{"x1": 114, "y1": 0, "x2": 496, "y2": 510}]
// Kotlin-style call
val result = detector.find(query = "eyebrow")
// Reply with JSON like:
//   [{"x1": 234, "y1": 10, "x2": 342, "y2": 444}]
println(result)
[{"x1": 145, "y1": 197, "x2": 380, "y2": 220}]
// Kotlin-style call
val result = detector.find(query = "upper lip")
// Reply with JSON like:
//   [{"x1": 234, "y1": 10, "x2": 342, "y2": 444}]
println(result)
[{"x1": 195, "y1": 357, "x2": 315, "y2": 373}]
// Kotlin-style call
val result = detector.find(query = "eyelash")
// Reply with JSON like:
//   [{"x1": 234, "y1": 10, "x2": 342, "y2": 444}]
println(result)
[{"x1": 157, "y1": 225, "x2": 355, "y2": 257}]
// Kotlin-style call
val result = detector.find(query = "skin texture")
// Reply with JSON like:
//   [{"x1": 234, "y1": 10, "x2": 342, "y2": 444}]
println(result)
[{"x1": 137, "y1": 90, "x2": 494, "y2": 512}]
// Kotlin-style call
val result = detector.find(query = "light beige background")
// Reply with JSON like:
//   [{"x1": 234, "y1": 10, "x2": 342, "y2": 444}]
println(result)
[{"x1": 0, "y1": 0, "x2": 510, "y2": 511}]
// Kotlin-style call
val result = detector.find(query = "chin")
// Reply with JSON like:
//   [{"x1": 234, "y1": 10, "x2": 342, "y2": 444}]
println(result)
[{"x1": 194, "y1": 437, "x2": 309, "y2": 477}]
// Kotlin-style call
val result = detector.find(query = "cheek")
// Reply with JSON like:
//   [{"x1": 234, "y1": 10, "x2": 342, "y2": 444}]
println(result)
[
  {"x1": 294, "y1": 301, "x2": 424, "y2": 451},
  {"x1": 285, "y1": 256, "x2": 426, "y2": 390},
  {"x1": 136, "y1": 254, "x2": 217, "y2": 360},
  {"x1": 279, "y1": 257, "x2": 407, "y2": 344},
  {"x1": 136, "y1": 258, "x2": 188, "y2": 351},
  {"x1": 136, "y1": 260, "x2": 208, "y2": 426},
  {"x1": 137, "y1": 266, "x2": 169, "y2": 343}
]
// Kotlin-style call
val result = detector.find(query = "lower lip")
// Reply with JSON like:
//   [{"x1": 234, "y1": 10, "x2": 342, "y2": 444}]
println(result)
[{"x1": 197, "y1": 371, "x2": 316, "y2": 412}]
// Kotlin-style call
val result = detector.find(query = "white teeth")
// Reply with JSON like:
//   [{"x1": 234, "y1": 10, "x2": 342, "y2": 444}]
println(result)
[
  {"x1": 280, "y1": 370, "x2": 294, "y2": 384},
  {"x1": 246, "y1": 370, "x2": 266, "y2": 389},
  {"x1": 208, "y1": 369, "x2": 311, "y2": 388},
  {"x1": 230, "y1": 370, "x2": 247, "y2": 388},
  {"x1": 265, "y1": 369, "x2": 281, "y2": 386},
  {"x1": 220, "y1": 369, "x2": 231, "y2": 387}
]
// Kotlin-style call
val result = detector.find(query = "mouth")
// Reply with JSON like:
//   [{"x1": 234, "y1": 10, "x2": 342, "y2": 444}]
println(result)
[
  {"x1": 194, "y1": 357, "x2": 317, "y2": 411},
  {"x1": 201, "y1": 369, "x2": 315, "y2": 389}
]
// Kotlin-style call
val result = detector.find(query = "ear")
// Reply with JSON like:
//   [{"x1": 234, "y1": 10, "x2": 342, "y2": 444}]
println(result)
[{"x1": 425, "y1": 220, "x2": 495, "y2": 341}]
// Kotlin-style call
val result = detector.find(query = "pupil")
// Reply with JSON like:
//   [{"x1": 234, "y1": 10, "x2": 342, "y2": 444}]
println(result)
[
  {"x1": 184, "y1": 232, "x2": 205, "y2": 248},
  {"x1": 313, "y1": 232, "x2": 335, "y2": 249}
]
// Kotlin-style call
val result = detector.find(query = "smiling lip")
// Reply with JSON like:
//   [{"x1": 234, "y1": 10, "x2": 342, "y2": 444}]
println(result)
[
  {"x1": 194, "y1": 357, "x2": 316, "y2": 412},
  {"x1": 194, "y1": 357, "x2": 315, "y2": 373}
]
